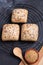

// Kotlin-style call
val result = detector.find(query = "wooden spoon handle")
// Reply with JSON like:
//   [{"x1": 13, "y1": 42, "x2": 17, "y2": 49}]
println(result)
[
  {"x1": 21, "y1": 58, "x2": 28, "y2": 65},
  {"x1": 19, "y1": 61, "x2": 24, "y2": 65},
  {"x1": 19, "y1": 61, "x2": 28, "y2": 65}
]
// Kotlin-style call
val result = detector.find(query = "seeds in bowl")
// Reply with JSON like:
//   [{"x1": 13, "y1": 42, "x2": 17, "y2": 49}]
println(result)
[{"x1": 25, "y1": 49, "x2": 39, "y2": 64}]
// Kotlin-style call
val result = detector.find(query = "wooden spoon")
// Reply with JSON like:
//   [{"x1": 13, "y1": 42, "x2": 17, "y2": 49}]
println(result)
[{"x1": 13, "y1": 47, "x2": 28, "y2": 65}]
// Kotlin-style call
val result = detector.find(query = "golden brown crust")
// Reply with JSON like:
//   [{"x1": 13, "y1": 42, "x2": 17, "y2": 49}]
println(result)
[
  {"x1": 11, "y1": 9, "x2": 28, "y2": 23},
  {"x1": 25, "y1": 49, "x2": 39, "y2": 64},
  {"x1": 21, "y1": 24, "x2": 39, "y2": 41},
  {"x1": 2, "y1": 24, "x2": 20, "y2": 41}
]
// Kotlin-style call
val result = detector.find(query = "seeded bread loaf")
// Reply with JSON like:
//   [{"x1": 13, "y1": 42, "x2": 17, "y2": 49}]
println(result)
[
  {"x1": 2, "y1": 24, "x2": 20, "y2": 41},
  {"x1": 21, "y1": 24, "x2": 39, "y2": 41},
  {"x1": 11, "y1": 9, "x2": 28, "y2": 23}
]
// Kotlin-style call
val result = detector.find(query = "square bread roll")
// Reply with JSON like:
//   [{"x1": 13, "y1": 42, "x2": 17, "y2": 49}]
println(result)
[
  {"x1": 11, "y1": 9, "x2": 28, "y2": 23},
  {"x1": 2, "y1": 24, "x2": 20, "y2": 41},
  {"x1": 21, "y1": 24, "x2": 39, "y2": 41}
]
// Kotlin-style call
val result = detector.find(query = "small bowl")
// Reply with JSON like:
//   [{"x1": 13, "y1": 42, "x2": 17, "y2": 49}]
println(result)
[{"x1": 25, "y1": 48, "x2": 39, "y2": 64}]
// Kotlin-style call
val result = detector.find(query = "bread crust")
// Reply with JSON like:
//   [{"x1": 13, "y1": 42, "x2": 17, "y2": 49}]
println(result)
[
  {"x1": 2, "y1": 24, "x2": 20, "y2": 41},
  {"x1": 21, "y1": 24, "x2": 39, "y2": 41},
  {"x1": 11, "y1": 9, "x2": 28, "y2": 23}
]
